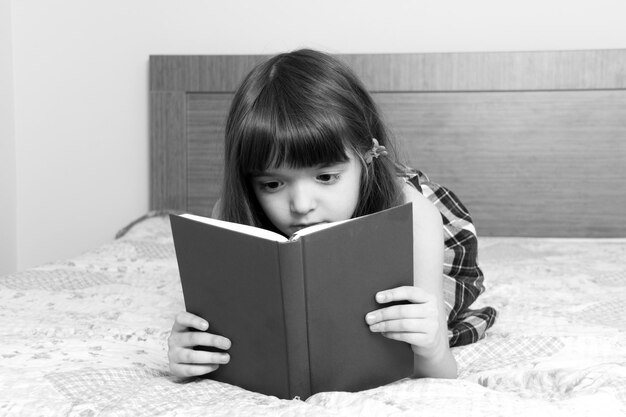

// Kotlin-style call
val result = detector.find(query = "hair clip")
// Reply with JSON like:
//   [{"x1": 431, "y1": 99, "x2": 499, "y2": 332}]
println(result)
[{"x1": 364, "y1": 138, "x2": 388, "y2": 163}]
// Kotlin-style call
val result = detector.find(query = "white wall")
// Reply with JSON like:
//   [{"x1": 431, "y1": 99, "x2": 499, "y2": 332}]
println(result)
[
  {"x1": 5, "y1": 0, "x2": 626, "y2": 273},
  {"x1": 1, "y1": 0, "x2": 17, "y2": 276}
]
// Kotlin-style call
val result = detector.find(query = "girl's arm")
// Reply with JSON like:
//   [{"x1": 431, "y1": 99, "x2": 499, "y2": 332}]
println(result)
[{"x1": 366, "y1": 186, "x2": 457, "y2": 378}]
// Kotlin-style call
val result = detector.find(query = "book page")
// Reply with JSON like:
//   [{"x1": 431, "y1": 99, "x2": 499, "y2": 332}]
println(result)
[
  {"x1": 289, "y1": 219, "x2": 352, "y2": 240},
  {"x1": 180, "y1": 214, "x2": 288, "y2": 242}
]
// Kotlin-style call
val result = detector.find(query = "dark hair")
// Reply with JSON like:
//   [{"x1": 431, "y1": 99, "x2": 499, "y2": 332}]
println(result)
[{"x1": 220, "y1": 49, "x2": 405, "y2": 231}]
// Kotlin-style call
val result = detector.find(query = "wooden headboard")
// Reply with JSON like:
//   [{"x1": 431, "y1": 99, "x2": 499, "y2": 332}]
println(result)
[{"x1": 150, "y1": 50, "x2": 626, "y2": 237}]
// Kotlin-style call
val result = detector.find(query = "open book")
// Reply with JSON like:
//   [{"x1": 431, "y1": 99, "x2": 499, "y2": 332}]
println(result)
[{"x1": 170, "y1": 203, "x2": 414, "y2": 399}]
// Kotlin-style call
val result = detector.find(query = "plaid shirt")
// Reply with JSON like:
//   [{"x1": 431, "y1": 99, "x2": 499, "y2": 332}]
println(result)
[{"x1": 408, "y1": 171, "x2": 497, "y2": 347}]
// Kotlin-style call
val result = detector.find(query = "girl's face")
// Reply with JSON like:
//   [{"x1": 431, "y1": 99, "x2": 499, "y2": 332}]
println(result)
[{"x1": 251, "y1": 150, "x2": 362, "y2": 236}]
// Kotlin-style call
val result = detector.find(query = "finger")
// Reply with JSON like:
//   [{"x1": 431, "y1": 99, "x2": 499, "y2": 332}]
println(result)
[
  {"x1": 368, "y1": 318, "x2": 432, "y2": 334},
  {"x1": 172, "y1": 311, "x2": 209, "y2": 332},
  {"x1": 375, "y1": 286, "x2": 434, "y2": 305},
  {"x1": 379, "y1": 331, "x2": 433, "y2": 347},
  {"x1": 172, "y1": 331, "x2": 232, "y2": 350},
  {"x1": 365, "y1": 303, "x2": 436, "y2": 325},
  {"x1": 170, "y1": 362, "x2": 220, "y2": 378},
  {"x1": 170, "y1": 347, "x2": 231, "y2": 366}
]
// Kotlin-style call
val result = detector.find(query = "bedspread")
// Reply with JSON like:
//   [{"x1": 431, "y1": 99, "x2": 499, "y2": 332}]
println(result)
[{"x1": 1, "y1": 216, "x2": 625, "y2": 416}]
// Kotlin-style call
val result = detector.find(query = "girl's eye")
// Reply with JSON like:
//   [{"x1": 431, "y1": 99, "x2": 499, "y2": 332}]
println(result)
[
  {"x1": 259, "y1": 180, "x2": 283, "y2": 192},
  {"x1": 316, "y1": 173, "x2": 340, "y2": 184}
]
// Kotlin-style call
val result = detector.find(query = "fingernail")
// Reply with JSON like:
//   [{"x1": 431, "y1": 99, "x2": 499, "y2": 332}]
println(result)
[
  {"x1": 370, "y1": 324, "x2": 380, "y2": 332},
  {"x1": 365, "y1": 313, "x2": 376, "y2": 323},
  {"x1": 220, "y1": 339, "x2": 231, "y2": 350},
  {"x1": 200, "y1": 321, "x2": 209, "y2": 330},
  {"x1": 376, "y1": 292, "x2": 387, "y2": 302}
]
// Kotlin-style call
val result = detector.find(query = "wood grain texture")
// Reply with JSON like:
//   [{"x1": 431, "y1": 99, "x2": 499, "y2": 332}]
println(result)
[
  {"x1": 150, "y1": 92, "x2": 186, "y2": 210},
  {"x1": 150, "y1": 55, "x2": 268, "y2": 92},
  {"x1": 151, "y1": 50, "x2": 626, "y2": 92},
  {"x1": 376, "y1": 90, "x2": 626, "y2": 237},
  {"x1": 343, "y1": 49, "x2": 626, "y2": 92},
  {"x1": 149, "y1": 50, "x2": 626, "y2": 237},
  {"x1": 187, "y1": 93, "x2": 230, "y2": 216}
]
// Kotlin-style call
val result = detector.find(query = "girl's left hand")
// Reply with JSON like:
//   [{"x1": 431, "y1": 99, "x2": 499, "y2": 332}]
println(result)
[{"x1": 365, "y1": 286, "x2": 445, "y2": 358}]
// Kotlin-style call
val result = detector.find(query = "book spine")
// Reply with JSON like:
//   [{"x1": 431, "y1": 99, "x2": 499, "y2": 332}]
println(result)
[{"x1": 277, "y1": 241, "x2": 311, "y2": 399}]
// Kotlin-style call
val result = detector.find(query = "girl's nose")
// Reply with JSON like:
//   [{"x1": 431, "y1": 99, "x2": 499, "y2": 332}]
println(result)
[{"x1": 289, "y1": 183, "x2": 316, "y2": 215}]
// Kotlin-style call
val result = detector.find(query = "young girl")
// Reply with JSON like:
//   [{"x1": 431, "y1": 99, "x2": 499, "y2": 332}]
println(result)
[{"x1": 168, "y1": 49, "x2": 496, "y2": 380}]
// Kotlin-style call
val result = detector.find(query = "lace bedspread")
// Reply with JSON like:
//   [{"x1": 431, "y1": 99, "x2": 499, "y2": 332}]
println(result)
[{"x1": 1, "y1": 216, "x2": 625, "y2": 416}]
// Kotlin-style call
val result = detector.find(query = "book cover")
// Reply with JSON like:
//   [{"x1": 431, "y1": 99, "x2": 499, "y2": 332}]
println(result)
[{"x1": 170, "y1": 203, "x2": 414, "y2": 399}]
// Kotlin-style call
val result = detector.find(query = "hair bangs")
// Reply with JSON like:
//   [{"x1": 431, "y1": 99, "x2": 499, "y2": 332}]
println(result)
[{"x1": 237, "y1": 93, "x2": 353, "y2": 174}]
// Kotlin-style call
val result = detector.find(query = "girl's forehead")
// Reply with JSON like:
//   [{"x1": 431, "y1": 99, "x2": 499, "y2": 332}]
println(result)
[
  {"x1": 274, "y1": 146, "x2": 357, "y2": 165},
  {"x1": 255, "y1": 143, "x2": 355, "y2": 170},
  {"x1": 251, "y1": 149, "x2": 360, "y2": 176},
  {"x1": 255, "y1": 161, "x2": 348, "y2": 175}
]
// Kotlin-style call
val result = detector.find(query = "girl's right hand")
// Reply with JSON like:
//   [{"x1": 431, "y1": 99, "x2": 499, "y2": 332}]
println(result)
[{"x1": 167, "y1": 311, "x2": 231, "y2": 377}]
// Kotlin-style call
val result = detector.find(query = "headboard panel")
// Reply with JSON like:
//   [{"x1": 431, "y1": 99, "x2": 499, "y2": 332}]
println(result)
[{"x1": 150, "y1": 50, "x2": 626, "y2": 237}]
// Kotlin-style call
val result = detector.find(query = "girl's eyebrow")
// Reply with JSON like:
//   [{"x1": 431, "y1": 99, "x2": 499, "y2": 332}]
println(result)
[
  {"x1": 250, "y1": 169, "x2": 279, "y2": 177},
  {"x1": 318, "y1": 162, "x2": 345, "y2": 168},
  {"x1": 251, "y1": 161, "x2": 349, "y2": 177},
  {"x1": 314, "y1": 160, "x2": 351, "y2": 170}
]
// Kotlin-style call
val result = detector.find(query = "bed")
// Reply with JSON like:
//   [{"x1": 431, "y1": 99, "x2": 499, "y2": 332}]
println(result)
[{"x1": 2, "y1": 49, "x2": 625, "y2": 416}]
